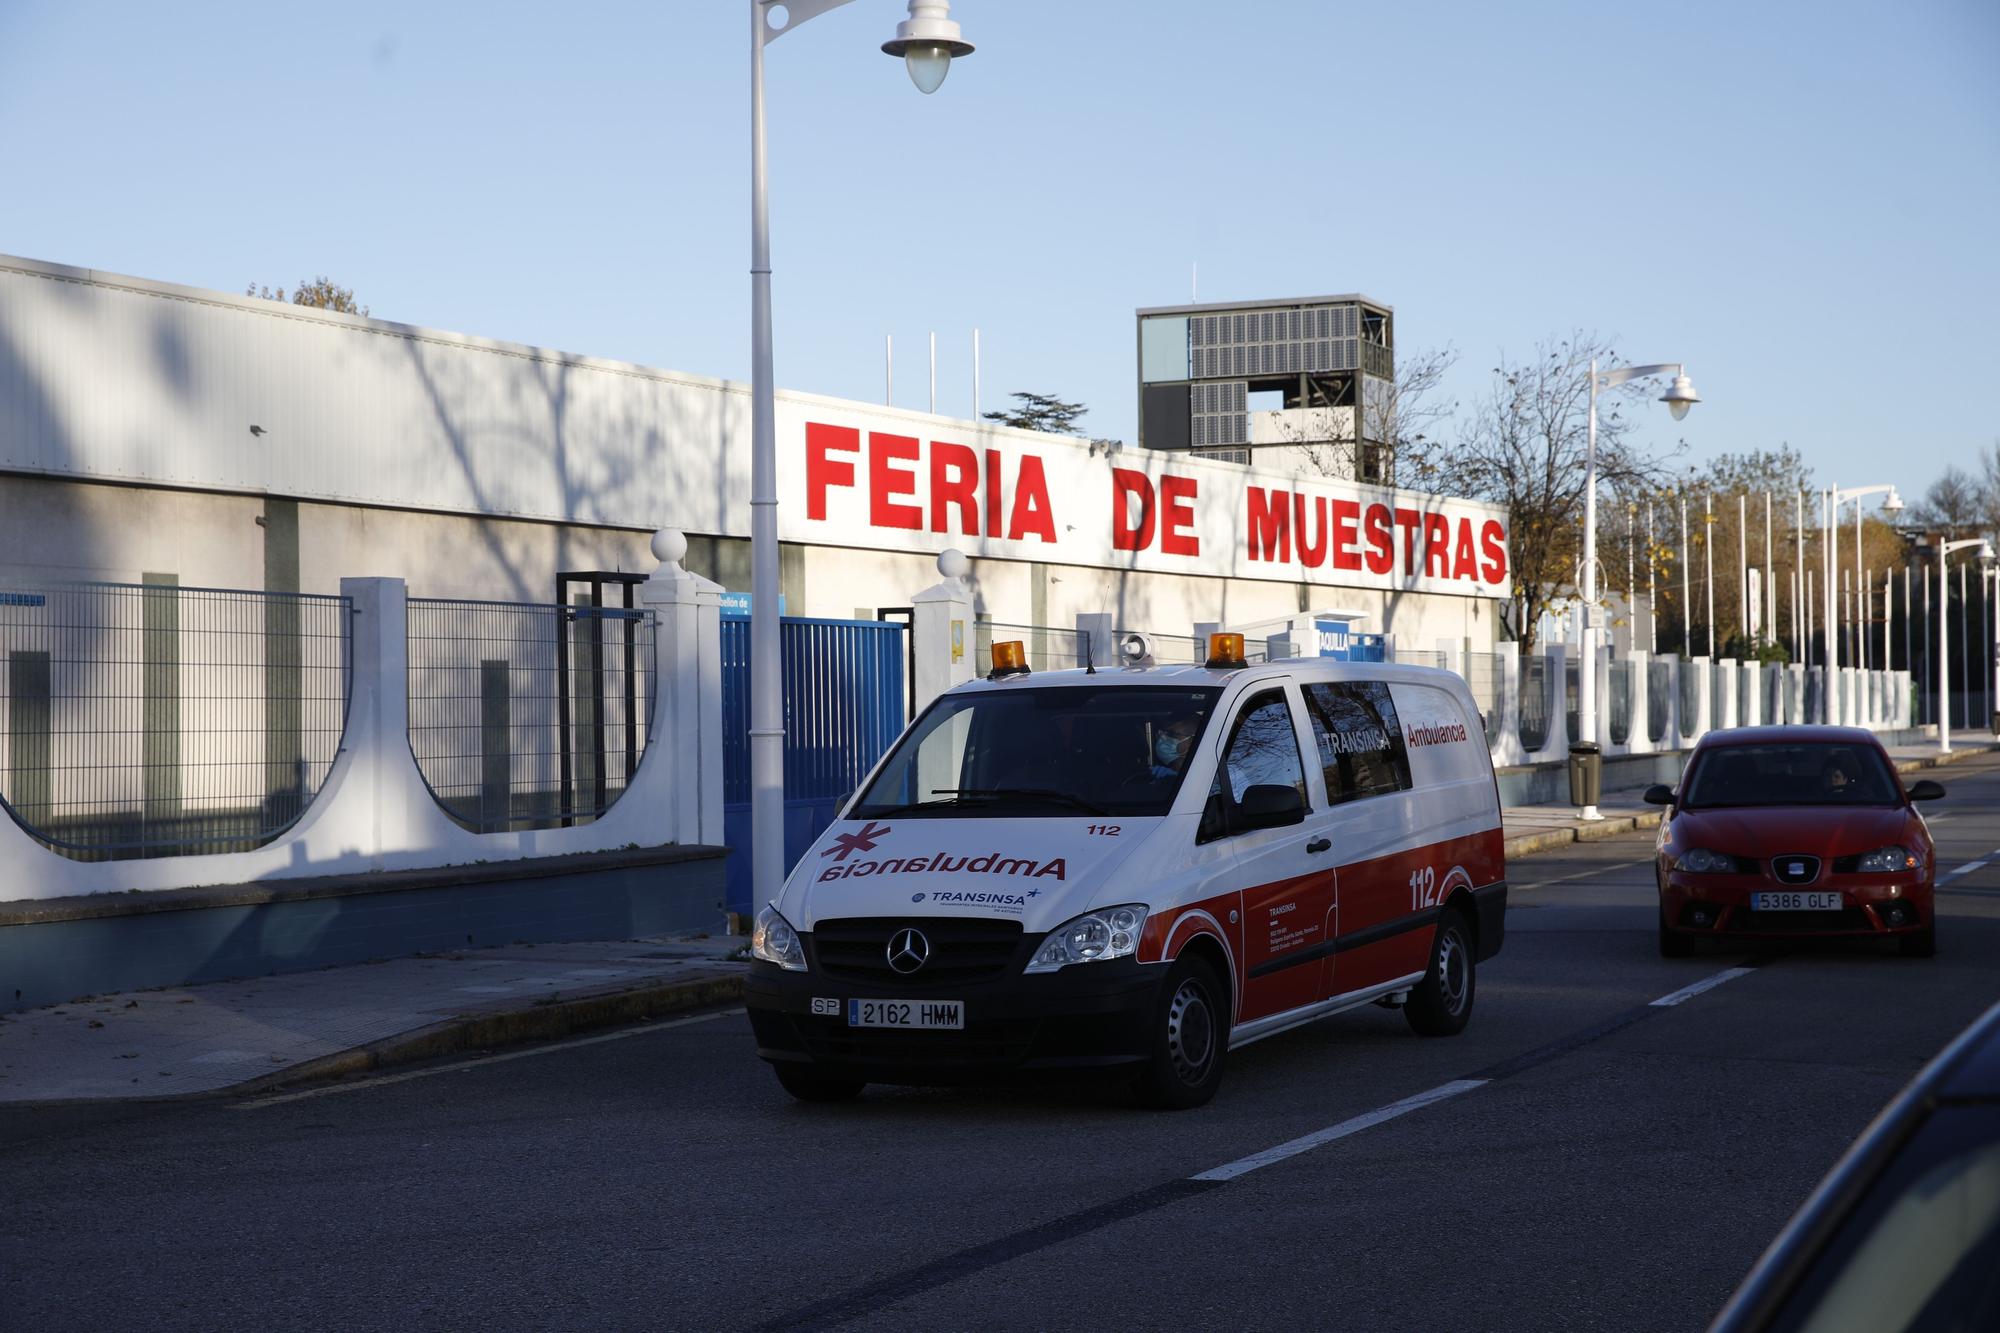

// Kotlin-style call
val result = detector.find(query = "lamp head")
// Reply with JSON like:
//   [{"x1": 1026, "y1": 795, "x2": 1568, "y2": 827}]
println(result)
[
  {"x1": 1659, "y1": 373, "x2": 1700, "y2": 422},
  {"x1": 882, "y1": 1, "x2": 972, "y2": 94},
  {"x1": 1881, "y1": 490, "x2": 1905, "y2": 514}
]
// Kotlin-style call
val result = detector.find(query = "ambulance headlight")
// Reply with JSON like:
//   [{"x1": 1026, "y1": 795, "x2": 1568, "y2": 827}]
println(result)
[
  {"x1": 751, "y1": 904, "x2": 807, "y2": 972},
  {"x1": 1025, "y1": 905, "x2": 1147, "y2": 973}
]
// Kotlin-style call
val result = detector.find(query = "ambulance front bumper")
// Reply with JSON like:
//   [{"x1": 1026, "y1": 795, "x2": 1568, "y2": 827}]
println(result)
[{"x1": 745, "y1": 955, "x2": 1165, "y2": 1085}]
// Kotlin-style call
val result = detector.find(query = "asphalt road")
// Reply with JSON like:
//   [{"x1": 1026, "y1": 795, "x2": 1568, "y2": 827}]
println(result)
[{"x1": 7, "y1": 754, "x2": 2000, "y2": 1332}]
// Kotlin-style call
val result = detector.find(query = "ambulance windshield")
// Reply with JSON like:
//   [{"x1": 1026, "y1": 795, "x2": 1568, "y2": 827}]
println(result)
[{"x1": 853, "y1": 686, "x2": 1223, "y2": 819}]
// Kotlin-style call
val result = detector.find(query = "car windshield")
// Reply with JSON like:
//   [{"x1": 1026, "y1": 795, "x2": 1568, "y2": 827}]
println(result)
[
  {"x1": 851, "y1": 685, "x2": 1222, "y2": 819},
  {"x1": 1681, "y1": 742, "x2": 1900, "y2": 809}
]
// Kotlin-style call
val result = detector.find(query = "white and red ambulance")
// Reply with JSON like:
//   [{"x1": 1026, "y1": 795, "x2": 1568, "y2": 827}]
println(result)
[{"x1": 746, "y1": 633, "x2": 1507, "y2": 1108}]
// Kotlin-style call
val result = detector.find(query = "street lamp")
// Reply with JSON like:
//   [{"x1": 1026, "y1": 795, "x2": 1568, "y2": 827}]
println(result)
[
  {"x1": 747, "y1": 0, "x2": 973, "y2": 911},
  {"x1": 1920, "y1": 536, "x2": 1996, "y2": 753},
  {"x1": 1579, "y1": 360, "x2": 1698, "y2": 820},
  {"x1": 1822, "y1": 483, "x2": 1901, "y2": 725}
]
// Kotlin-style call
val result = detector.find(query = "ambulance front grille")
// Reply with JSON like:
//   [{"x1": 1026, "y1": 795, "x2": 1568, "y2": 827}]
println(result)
[{"x1": 809, "y1": 917, "x2": 1027, "y2": 986}]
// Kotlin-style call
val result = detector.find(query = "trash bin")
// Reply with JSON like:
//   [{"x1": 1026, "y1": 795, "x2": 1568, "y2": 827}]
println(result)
[{"x1": 1567, "y1": 741, "x2": 1602, "y2": 808}]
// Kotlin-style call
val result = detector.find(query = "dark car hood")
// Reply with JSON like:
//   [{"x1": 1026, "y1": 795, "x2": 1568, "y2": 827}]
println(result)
[{"x1": 1672, "y1": 804, "x2": 1910, "y2": 858}]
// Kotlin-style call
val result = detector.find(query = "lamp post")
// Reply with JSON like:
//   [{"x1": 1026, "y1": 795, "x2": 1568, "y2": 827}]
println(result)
[
  {"x1": 1822, "y1": 483, "x2": 1902, "y2": 725},
  {"x1": 1577, "y1": 361, "x2": 1698, "y2": 819},
  {"x1": 746, "y1": 0, "x2": 972, "y2": 912},
  {"x1": 1923, "y1": 536, "x2": 1994, "y2": 754}
]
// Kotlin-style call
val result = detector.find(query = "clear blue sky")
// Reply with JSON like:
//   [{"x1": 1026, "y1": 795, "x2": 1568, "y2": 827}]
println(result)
[{"x1": 3, "y1": 0, "x2": 1995, "y2": 503}]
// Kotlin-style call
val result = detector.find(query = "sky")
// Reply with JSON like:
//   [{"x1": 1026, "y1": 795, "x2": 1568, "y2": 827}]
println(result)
[{"x1": 2, "y1": 0, "x2": 1995, "y2": 505}]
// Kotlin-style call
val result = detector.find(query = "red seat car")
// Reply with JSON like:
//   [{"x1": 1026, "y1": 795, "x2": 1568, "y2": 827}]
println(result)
[{"x1": 1646, "y1": 727, "x2": 1944, "y2": 959}]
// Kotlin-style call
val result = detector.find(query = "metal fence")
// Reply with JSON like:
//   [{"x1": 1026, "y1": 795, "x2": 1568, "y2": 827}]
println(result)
[
  {"x1": 0, "y1": 581, "x2": 350, "y2": 860},
  {"x1": 1463, "y1": 651, "x2": 1504, "y2": 744},
  {"x1": 1564, "y1": 657, "x2": 1581, "y2": 744},
  {"x1": 1391, "y1": 647, "x2": 1446, "y2": 671},
  {"x1": 1648, "y1": 658, "x2": 1673, "y2": 742},
  {"x1": 720, "y1": 615, "x2": 906, "y2": 915},
  {"x1": 1607, "y1": 660, "x2": 1632, "y2": 745},
  {"x1": 979, "y1": 621, "x2": 1093, "y2": 673},
  {"x1": 1519, "y1": 654, "x2": 1553, "y2": 753},
  {"x1": 1119, "y1": 629, "x2": 1270, "y2": 667},
  {"x1": 406, "y1": 598, "x2": 655, "y2": 833}
]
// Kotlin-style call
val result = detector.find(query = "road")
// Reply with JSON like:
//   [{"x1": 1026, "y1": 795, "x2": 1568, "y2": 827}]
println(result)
[{"x1": 6, "y1": 754, "x2": 2000, "y2": 1332}]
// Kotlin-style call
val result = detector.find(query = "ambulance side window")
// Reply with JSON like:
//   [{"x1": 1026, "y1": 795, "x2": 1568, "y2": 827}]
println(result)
[
  {"x1": 1199, "y1": 689, "x2": 1307, "y2": 842},
  {"x1": 1304, "y1": 681, "x2": 1412, "y2": 805}
]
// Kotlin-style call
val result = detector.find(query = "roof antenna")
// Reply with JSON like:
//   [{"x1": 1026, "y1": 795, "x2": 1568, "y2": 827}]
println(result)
[{"x1": 1084, "y1": 629, "x2": 1096, "y2": 674}]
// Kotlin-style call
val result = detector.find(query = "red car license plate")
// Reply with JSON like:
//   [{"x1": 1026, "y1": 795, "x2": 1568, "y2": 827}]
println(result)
[{"x1": 1752, "y1": 891, "x2": 1842, "y2": 911}]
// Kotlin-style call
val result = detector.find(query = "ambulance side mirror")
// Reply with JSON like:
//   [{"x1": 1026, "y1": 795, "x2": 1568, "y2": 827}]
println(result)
[{"x1": 1237, "y1": 784, "x2": 1306, "y2": 831}]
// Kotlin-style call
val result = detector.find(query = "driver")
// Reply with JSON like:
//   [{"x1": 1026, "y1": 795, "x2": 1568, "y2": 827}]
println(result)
[
  {"x1": 1821, "y1": 752, "x2": 1859, "y2": 796},
  {"x1": 1150, "y1": 715, "x2": 1202, "y2": 781}
]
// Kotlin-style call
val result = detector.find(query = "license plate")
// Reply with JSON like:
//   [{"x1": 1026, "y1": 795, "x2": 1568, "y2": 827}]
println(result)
[
  {"x1": 847, "y1": 998, "x2": 964, "y2": 1030},
  {"x1": 1752, "y1": 892, "x2": 1843, "y2": 912}
]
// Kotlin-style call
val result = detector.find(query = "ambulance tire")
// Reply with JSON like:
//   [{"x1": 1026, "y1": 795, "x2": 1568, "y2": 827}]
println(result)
[
  {"x1": 1134, "y1": 952, "x2": 1230, "y2": 1110},
  {"x1": 1405, "y1": 908, "x2": 1475, "y2": 1038},
  {"x1": 773, "y1": 1064, "x2": 866, "y2": 1103}
]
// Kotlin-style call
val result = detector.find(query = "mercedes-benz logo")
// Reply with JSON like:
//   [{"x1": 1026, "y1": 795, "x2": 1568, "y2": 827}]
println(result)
[{"x1": 886, "y1": 927, "x2": 930, "y2": 974}]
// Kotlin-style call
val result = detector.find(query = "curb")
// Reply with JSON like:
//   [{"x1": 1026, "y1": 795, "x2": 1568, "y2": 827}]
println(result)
[{"x1": 225, "y1": 968, "x2": 748, "y2": 1099}]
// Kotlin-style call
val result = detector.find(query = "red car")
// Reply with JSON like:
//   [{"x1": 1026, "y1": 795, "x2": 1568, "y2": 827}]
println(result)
[{"x1": 1646, "y1": 727, "x2": 1944, "y2": 958}]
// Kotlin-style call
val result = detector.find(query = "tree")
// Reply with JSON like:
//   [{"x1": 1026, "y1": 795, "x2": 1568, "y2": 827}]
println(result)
[
  {"x1": 1285, "y1": 346, "x2": 1458, "y2": 483},
  {"x1": 1427, "y1": 333, "x2": 1680, "y2": 653},
  {"x1": 1911, "y1": 465, "x2": 1985, "y2": 541},
  {"x1": 245, "y1": 276, "x2": 370, "y2": 318},
  {"x1": 983, "y1": 391, "x2": 1120, "y2": 450},
  {"x1": 983, "y1": 392, "x2": 1086, "y2": 435},
  {"x1": 1649, "y1": 447, "x2": 1819, "y2": 658}
]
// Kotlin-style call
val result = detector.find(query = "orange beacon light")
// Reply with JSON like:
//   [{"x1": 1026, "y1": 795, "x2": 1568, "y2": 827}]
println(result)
[{"x1": 990, "y1": 640, "x2": 1030, "y2": 678}]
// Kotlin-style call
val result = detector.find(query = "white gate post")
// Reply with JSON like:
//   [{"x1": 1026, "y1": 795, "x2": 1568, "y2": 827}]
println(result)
[
  {"x1": 1543, "y1": 643, "x2": 1570, "y2": 762},
  {"x1": 1627, "y1": 650, "x2": 1654, "y2": 755},
  {"x1": 1688, "y1": 655, "x2": 1713, "y2": 741},
  {"x1": 641, "y1": 530, "x2": 726, "y2": 847},
  {"x1": 912, "y1": 549, "x2": 975, "y2": 714}
]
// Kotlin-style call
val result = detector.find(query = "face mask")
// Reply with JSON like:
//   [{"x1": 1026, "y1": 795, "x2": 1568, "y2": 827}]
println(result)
[{"x1": 1155, "y1": 734, "x2": 1186, "y2": 765}]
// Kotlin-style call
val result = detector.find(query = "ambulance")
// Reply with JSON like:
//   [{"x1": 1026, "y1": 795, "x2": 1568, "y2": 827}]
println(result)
[{"x1": 745, "y1": 633, "x2": 1507, "y2": 1109}]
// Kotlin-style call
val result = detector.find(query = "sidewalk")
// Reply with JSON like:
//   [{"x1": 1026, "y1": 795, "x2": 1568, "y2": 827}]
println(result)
[
  {"x1": 0, "y1": 936, "x2": 745, "y2": 1104},
  {"x1": 6, "y1": 736, "x2": 1995, "y2": 1105}
]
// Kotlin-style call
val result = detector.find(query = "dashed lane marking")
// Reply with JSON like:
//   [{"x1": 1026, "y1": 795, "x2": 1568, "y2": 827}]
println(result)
[
  {"x1": 1650, "y1": 967, "x2": 1757, "y2": 1007},
  {"x1": 1190, "y1": 1079, "x2": 1488, "y2": 1182}
]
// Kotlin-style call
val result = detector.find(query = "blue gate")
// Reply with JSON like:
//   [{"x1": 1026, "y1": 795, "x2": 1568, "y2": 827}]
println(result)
[{"x1": 720, "y1": 616, "x2": 907, "y2": 917}]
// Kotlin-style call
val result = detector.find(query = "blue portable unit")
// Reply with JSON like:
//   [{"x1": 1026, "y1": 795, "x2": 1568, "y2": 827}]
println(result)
[{"x1": 719, "y1": 616, "x2": 906, "y2": 918}]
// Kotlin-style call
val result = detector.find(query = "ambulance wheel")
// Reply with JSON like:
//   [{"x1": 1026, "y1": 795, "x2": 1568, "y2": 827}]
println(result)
[
  {"x1": 772, "y1": 1064, "x2": 865, "y2": 1103},
  {"x1": 1405, "y1": 909, "x2": 1475, "y2": 1037},
  {"x1": 1134, "y1": 953, "x2": 1229, "y2": 1110}
]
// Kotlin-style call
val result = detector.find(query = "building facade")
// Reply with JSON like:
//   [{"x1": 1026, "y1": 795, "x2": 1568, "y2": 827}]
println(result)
[{"x1": 0, "y1": 255, "x2": 1504, "y2": 652}]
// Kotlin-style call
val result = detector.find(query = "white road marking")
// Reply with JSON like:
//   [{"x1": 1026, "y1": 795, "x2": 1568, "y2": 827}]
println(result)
[
  {"x1": 236, "y1": 1007, "x2": 744, "y2": 1109},
  {"x1": 1515, "y1": 861, "x2": 1649, "y2": 892},
  {"x1": 1650, "y1": 967, "x2": 1756, "y2": 1008},
  {"x1": 1940, "y1": 851, "x2": 2000, "y2": 880},
  {"x1": 1190, "y1": 1079, "x2": 1488, "y2": 1182}
]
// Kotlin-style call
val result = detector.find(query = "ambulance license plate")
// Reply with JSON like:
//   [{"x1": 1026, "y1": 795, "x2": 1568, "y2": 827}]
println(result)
[
  {"x1": 847, "y1": 998, "x2": 964, "y2": 1030},
  {"x1": 1752, "y1": 892, "x2": 1842, "y2": 911}
]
